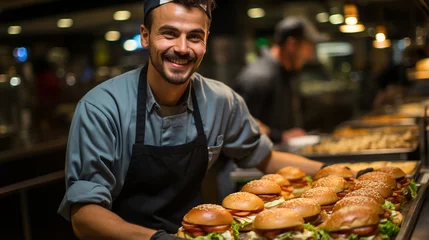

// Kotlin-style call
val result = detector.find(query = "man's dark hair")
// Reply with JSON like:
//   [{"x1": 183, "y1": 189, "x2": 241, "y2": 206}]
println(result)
[{"x1": 144, "y1": 0, "x2": 216, "y2": 31}]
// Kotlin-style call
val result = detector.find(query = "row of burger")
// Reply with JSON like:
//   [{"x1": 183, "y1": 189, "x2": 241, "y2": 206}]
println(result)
[{"x1": 177, "y1": 165, "x2": 418, "y2": 239}]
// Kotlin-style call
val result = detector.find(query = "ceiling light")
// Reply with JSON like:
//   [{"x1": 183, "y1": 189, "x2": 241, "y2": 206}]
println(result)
[
  {"x1": 373, "y1": 39, "x2": 391, "y2": 49},
  {"x1": 105, "y1": 31, "x2": 121, "y2": 41},
  {"x1": 316, "y1": 12, "x2": 329, "y2": 23},
  {"x1": 345, "y1": 17, "x2": 358, "y2": 25},
  {"x1": 114, "y1": 10, "x2": 131, "y2": 21},
  {"x1": 8, "y1": 26, "x2": 21, "y2": 35},
  {"x1": 375, "y1": 33, "x2": 386, "y2": 42},
  {"x1": 404, "y1": 37, "x2": 411, "y2": 47},
  {"x1": 329, "y1": 14, "x2": 344, "y2": 25},
  {"x1": 57, "y1": 18, "x2": 73, "y2": 28},
  {"x1": 123, "y1": 39, "x2": 138, "y2": 51},
  {"x1": 339, "y1": 24, "x2": 365, "y2": 33},
  {"x1": 247, "y1": 8, "x2": 265, "y2": 19}
]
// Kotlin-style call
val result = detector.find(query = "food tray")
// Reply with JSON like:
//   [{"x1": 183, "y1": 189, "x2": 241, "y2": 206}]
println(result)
[
  {"x1": 329, "y1": 160, "x2": 422, "y2": 180},
  {"x1": 300, "y1": 146, "x2": 419, "y2": 163},
  {"x1": 395, "y1": 172, "x2": 428, "y2": 240},
  {"x1": 341, "y1": 118, "x2": 417, "y2": 128}
]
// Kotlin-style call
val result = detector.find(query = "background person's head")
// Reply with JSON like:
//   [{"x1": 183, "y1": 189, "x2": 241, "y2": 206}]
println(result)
[
  {"x1": 272, "y1": 16, "x2": 327, "y2": 72},
  {"x1": 140, "y1": 0, "x2": 216, "y2": 85}
]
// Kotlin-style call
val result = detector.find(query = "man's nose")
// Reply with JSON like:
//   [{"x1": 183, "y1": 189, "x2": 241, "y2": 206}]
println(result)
[{"x1": 174, "y1": 35, "x2": 189, "y2": 55}]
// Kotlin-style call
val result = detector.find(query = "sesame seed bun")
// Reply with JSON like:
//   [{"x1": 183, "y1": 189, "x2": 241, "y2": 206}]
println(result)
[
  {"x1": 344, "y1": 188, "x2": 385, "y2": 204},
  {"x1": 314, "y1": 166, "x2": 354, "y2": 180},
  {"x1": 279, "y1": 198, "x2": 321, "y2": 218},
  {"x1": 276, "y1": 166, "x2": 306, "y2": 180},
  {"x1": 333, "y1": 196, "x2": 384, "y2": 215},
  {"x1": 357, "y1": 172, "x2": 397, "y2": 189},
  {"x1": 353, "y1": 180, "x2": 393, "y2": 198},
  {"x1": 183, "y1": 204, "x2": 233, "y2": 226},
  {"x1": 261, "y1": 174, "x2": 291, "y2": 187},
  {"x1": 241, "y1": 180, "x2": 282, "y2": 195},
  {"x1": 312, "y1": 176, "x2": 348, "y2": 193},
  {"x1": 253, "y1": 208, "x2": 304, "y2": 230},
  {"x1": 222, "y1": 192, "x2": 264, "y2": 211},
  {"x1": 325, "y1": 206, "x2": 379, "y2": 231},
  {"x1": 376, "y1": 166, "x2": 406, "y2": 180},
  {"x1": 301, "y1": 187, "x2": 338, "y2": 205}
]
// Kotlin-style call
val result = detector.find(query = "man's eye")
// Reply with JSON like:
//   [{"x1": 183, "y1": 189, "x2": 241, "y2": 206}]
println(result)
[
  {"x1": 189, "y1": 34, "x2": 203, "y2": 41},
  {"x1": 164, "y1": 31, "x2": 176, "y2": 37}
]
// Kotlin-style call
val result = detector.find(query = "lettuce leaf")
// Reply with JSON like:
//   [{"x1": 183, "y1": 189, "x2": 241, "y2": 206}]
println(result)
[
  {"x1": 231, "y1": 220, "x2": 246, "y2": 240},
  {"x1": 409, "y1": 179, "x2": 417, "y2": 199},
  {"x1": 305, "y1": 176, "x2": 313, "y2": 185},
  {"x1": 346, "y1": 234, "x2": 359, "y2": 240},
  {"x1": 264, "y1": 198, "x2": 285, "y2": 209},
  {"x1": 382, "y1": 200, "x2": 395, "y2": 211},
  {"x1": 275, "y1": 232, "x2": 293, "y2": 240},
  {"x1": 379, "y1": 219, "x2": 400, "y2": 238},
  {"x1": 318, "y1": 229, "x2": 333, "y2": 240}
]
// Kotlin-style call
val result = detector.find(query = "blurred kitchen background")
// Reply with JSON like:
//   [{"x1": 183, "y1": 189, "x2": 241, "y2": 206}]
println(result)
[{"x1": 1, "y1": 0, "x2": 429, "y2": 239}]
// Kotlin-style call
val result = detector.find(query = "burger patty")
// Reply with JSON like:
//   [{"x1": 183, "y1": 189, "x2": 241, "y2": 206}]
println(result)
[
  {"x1": 181, "y1": 221, "x2": 230, "y2": 237},
  {"x1": 289, "y1": 178, "x2": 308, "y2": 188},
  {"x1": 281, "y1": 186, "x2": 294, "y2": 193},
  {"x1": 256, "y1": 225, "x2": 303, "y2": 239},
  {"x1": 380, "y1": 208, "x2": 392, "y2": 219},
  {"x1": 329, "y1": 225, "x2": 379, "y2": 238},
  {"x1": 303, "y1": 214, "x2": 322, "y2": 226},
  {"x1": 257, "y1": 194, "x2": 282, "y2": 202},
  {"x1": 228, "y1": 208, "x2": 263, "y2": 217},
  {"x1": 336, "y1": 190, "x2": 349, "y2": 199},
  {"x1": 321, "y1": 203, "x2": 336, "y2": 212}
]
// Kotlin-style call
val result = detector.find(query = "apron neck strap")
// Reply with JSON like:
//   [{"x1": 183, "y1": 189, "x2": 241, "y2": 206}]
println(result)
[{"x1": 135, "y1": 65, "x2": 205, "y2": 144}]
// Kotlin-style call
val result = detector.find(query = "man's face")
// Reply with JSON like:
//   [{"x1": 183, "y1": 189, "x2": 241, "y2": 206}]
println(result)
[
  {"x1": 141, "y1": 3, "x2": 209, "y2": 85},
  {"x1": 281, "y1": 38, "x2": 315, "y2": 72},
  {"x1": 294, "y1": 39, "x2": 314, "y2": 71}
]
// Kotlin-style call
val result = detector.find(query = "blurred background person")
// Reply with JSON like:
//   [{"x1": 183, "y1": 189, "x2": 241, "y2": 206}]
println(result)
[{"x1": 233, "y1": 16, "x2": 327, "y2": 145}]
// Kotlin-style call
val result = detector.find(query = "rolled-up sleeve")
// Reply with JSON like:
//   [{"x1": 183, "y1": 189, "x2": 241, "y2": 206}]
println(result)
[
  {"x1": 58, "y1": 101, "x2": 117, "y2": 221},
  {"x1": 222, "y1": 93, "x2": 273, "y2": 168}
]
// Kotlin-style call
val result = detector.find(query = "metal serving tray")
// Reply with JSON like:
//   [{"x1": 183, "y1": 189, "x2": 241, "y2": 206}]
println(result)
[
  {"x1": 341, "y1": 118, "x2": 417, "y2": 129},
  {"x1": 299, "y1": 146, "x2": 419, "y2": 163},
  {"x1": 395, "y1": 172, "x2": 429, "y2": 240}
]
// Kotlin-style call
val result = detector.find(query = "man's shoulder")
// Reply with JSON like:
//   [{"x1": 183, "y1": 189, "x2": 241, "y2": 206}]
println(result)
[
  {"x1": 192, "y1": 73, "x2": 237, "y2": 101},
  {"x1": 237, "y1": 56, "x2": 279, "y2": 82},
  {"x1": 80, "y1": 68, "x2": 140, "y2": 108}
]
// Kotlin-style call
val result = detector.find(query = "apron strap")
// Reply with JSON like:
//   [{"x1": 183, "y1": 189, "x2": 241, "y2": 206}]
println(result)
[
  {"x1": 135, "y1": 65, "x2": 205, "y2": 144},
  {"x1": 190, "y1": 87, "x2": 205, "y2": 136},
  {"x1": 135, "y1": 65, "x2": 148, "y2": 144}
]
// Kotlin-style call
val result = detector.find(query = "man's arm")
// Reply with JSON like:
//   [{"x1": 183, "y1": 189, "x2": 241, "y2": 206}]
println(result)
[
  {"x1": 257, "y1": 150, "x2": 323, "y2": 176},
  {"x1": 71, "y1": 203, "x2": 156, "y2": 240}
]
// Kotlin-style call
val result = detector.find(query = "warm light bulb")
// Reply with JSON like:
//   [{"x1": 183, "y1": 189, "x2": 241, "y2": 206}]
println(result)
[
  {"x1": 376, "y1": 33, "x2": 386, "y2": 42},
  {"x1": 345, "y1": 17, "x2": 358, "y2": 25}
]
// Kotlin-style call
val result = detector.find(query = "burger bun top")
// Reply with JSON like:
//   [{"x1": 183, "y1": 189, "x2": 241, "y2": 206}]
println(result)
[
  {"x1": 183, "y1": 204, "x2": 233, "y2": 226},
  {"x1": 222, "y1": 192, "x2": 264, "y2": 211},
  {"x1": 253, "y1": 208, "x2": 304, "y2": 230}
]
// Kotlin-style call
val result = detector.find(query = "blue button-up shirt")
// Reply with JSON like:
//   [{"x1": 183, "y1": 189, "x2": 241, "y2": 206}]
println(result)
[{"x1": 58, "y1": 68, "x2": 273, "y2": 220}]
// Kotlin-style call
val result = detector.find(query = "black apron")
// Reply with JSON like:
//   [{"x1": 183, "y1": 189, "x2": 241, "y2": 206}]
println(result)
[{"x1": 112, "y1": 65, "x2": 209, "y2": 233}]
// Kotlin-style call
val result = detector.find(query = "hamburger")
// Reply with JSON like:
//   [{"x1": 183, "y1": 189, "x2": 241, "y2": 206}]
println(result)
[
  {"x1": 261, "y1": 174, "x2": 294, "y2": 200},
  {"x1": 357, "y1": 171, "x2": 397, "y2": 190},
  {"x1": 357, "y1": 171, "x2": 406, "y2": 208},
  {"x1": 314, "y1": 166, "x2": 356, "y2": 188},
  {"x1": 276, "y1": 166, "x2": 311, "y2": 197},
  {"x1": 241, "y1": 179, "x2": 285, "y2": 208},
  {"x1": 353, "y1": 180, "x2": 393, "y2": 199},
  {"x1": 221, "y1": 192, "x2": 264, "y2": 232},
  {"x1": 311, "y1": 175, "x2": 349, "y2": 199},
  {"x1": 343, "y1": 188, "x2": 385, "y2": 204},
  {"x1": 248, "y1": 208, "x2": 314, "y2": 240},
  {"x1": 301, "y1": 187, "x2": 338, "y2": 212},
  {"x1": 279, "y1": 198, "x2": 328, "y2": 226},
  {"x1": 334, "y1": 195, "x2": 403, "y2": 227},
  {"x1": 323, "y1": 206, "x2": 381, "y2": 239},
  {"x1": 177, "y1": 204, "x2": 234, "y2": 239},
  {"x1": 376, "y1": 166, "x2": 417, "y2": 199}
]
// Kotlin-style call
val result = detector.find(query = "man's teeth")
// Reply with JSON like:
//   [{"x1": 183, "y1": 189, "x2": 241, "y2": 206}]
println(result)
[{"x1": 167, "y1": 57, "x2": 189, "y2": 65}]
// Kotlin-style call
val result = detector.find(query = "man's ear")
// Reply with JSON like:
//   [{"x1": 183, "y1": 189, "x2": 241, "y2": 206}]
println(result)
[{"x1": 140, "y1": 24, "x2": 149, "y2": 48}]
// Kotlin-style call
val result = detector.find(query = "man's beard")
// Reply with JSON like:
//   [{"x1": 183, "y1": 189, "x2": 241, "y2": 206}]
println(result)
[{"x1": 149, "y1": 46, "x2": 197, "y2": 85}]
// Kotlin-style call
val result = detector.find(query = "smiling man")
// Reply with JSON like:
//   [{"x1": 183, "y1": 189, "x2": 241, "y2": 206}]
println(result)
[{"x1": 58, "y1": 1, "x2": 323, "y2": 239}]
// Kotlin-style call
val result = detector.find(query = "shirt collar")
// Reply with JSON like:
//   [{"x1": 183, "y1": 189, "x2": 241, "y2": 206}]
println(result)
[{"x1": 145, "y1": 78, "x2": 194, "y2": 113}]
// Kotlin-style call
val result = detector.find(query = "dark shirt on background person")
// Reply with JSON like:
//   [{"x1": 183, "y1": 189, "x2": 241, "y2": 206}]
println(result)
[{"x1": 233, "y1": 16, "x2": 328, "y2": 144}]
